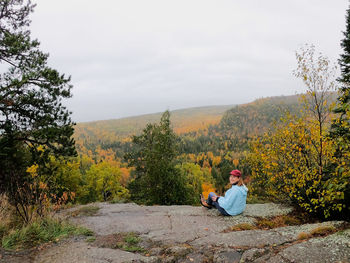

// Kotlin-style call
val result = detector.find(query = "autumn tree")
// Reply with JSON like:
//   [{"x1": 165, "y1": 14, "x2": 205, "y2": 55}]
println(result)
[
  {"x1": 0, "y1": 0, "x2": 75, "y2": 221},
  {"x1": 293, "y1": 44, "x2": 338, "y2": 176},
  {"x1": 79, "y1": 161, "x2": 129, "y2": 203},
  {"x1": 125, "y1": 111, "x2": 193, "y2": 205},
  {"x1": 176, "y1": 162, "x2": 204, "y2": 204},
  {"x1": 248, "y1": 46, "x2": 347, "y2": 218}
]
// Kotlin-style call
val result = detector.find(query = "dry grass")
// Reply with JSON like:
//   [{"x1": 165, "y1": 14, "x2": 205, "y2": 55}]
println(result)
[
  {"x1": 256, "y1": 218, "x2": 278, "y2": 229},
  {"x1": 0, "y1": 195, "x2": 15, "y2": 239},
  {"x1": 296, "y1": 225, "x2": 337, "y2": 241},
  {"x1": 0, "y1": 195, "x2": 11, "y2": 222},
  {"x1": 228, "y1": 223, "x2": 257, "y2": 232},
  {"x1": 297, "y1": 232, "x2": 312, "y2": 240},
  {"x1": 256, "y1": 215, "x2": 302, "y2": 229},
  {"x1": 223, "y1": 214, "x2": 304, "y2": 233},
  {"x1": 282, "y1": 215, "x2": 301, "y2": 225},
  {"x1": 310, "y1": 225, "x2": 336, "y2": 236}
]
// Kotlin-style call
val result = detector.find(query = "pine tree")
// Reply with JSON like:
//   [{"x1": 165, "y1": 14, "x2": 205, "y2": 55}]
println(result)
[
  {"x1": 328, "y1": 5, "x2": 350, "y2": 219},
  {"x1": 125, "y1": 111, "x2": 192, "y2": 205},
  {"x1": 330, "y1": 5, "x2": 350, "y2": 156},
  {"x1": 0, "y1": 0, "x2": 75, "y2": 221}
]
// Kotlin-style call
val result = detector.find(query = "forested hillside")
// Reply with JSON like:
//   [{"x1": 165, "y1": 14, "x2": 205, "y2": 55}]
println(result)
[
  {"x1": 71, "y1": 93, "x2": 336, "y2": 201},
  {"x1": 75, "y1": 94, "x2": 321, "y2": 159},
  {"x1": 74, "y1": 105, "x2": 234, "y2": 154}
]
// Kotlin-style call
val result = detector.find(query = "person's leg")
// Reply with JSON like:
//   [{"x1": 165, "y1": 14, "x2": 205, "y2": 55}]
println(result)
[
  {"x1": 200, "y1": 194, "x2": 212, "y2": 209},
  {"x1": 211, "y1": 201, "x2": 230, "y2": 216},
  {"x1": 207, "y1": 192, "x2": 217, "y2": 206}
]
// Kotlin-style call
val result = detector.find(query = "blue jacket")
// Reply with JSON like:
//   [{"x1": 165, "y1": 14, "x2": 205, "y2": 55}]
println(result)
[{"x1": 218, "y1": 184, "x2": 248, "y2": 216}]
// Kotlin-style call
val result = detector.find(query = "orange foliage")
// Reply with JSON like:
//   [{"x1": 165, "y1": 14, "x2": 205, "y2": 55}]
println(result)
[
  {"x1": 212, "y1": 156, "x2": 221, "y2": 166},
  {"x1": 95, "y1": 147, "x2": 115, "y2": 162},
  {"x1": 119, "y1": 167, "x2": 131, "y2": 187},
  {"x1": 202, "y1": 182, "x2": 216, "y2": 199}
]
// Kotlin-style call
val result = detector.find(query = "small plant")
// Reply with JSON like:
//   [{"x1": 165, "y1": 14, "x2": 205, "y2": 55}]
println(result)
[
  {"x1": 114, "y1": 232, "x2": 145, "y2": 253},
  {"x1": 310, "y1": 225, "x2": 336, "y2": 236},
  {"x1": 75, "y1": 227, "x2": 94, "y2": 236},
  {"x1": 71, "y1": 206, "x2": 99, "y2": 217},
  {"x1": 297, "y1": 232, "x2": 311, "y2": 240},
  {"x1": 124, "y1": 233, "x2": 140, "y2": 245},
  {"x1": 256, "y1": 218, "x2": 278, "y2": 229},
  {"x1": 86, "y1": 236, "x2": 96, "y2": 243}
]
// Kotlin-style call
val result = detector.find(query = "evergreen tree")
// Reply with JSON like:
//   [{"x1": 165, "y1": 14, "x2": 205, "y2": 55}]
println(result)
[
  {"x1": 125, "y1": 111, "x2": 192, "y2": 205},
  {"x1": 0, "y1": 0, "x2": 75, "y2": 221},
  {"x1": 330, "y1": 5, "x2": 350, "y2": 156},
  {"x1": 329, "y1": 5, "x2": 350, "y2": 218}
]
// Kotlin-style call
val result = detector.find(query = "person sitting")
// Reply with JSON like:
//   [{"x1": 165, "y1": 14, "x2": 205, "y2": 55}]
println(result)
[{"x1": 200, "y1": 169, "x2": 248, "y2": 216}]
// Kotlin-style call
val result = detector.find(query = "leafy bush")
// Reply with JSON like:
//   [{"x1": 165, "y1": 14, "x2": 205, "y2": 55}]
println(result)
[
  {"x1": 248, "y1": 117, "x2": 348, "y2": 218},
  {"x1": 77, "y1": 160, "x2": 130, "y2": 204}
]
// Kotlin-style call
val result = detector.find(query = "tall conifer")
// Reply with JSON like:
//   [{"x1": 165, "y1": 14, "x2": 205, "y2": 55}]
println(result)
[{"x1": 330, "y1": 5, "x2": 350, "y2": 155}]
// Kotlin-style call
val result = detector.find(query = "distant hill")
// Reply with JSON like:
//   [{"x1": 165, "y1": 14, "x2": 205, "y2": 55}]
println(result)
[
  {"x1": 74, "y1": 105, "x2": 235, "y2": 146},
  {"x1": 219, "y1": 93, "x2": 338, "y2": 138},
  {"x1": 219, "y1": 94, "x2": 302, "y2": 137},
  {"x1": 74, "y1": 93, "x2": 337, "y2": 157},
  {"x1": 178, "y1": 93, "x2": 337, "y2": 155}
]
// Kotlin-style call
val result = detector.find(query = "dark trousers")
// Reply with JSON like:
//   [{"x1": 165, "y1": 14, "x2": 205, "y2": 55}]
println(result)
[{"x1": 207, "y1": 192, "x2": 230, "y2": 216}]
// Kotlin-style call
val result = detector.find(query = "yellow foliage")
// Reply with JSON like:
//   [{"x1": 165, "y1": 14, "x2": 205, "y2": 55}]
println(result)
[
  {"x1": 202, "y1": 182, "x2": 216, "y2": 199},
  {"x1": 26, "y1": 164, "x2": 39, "y2": 177},
  {"x1": 247, "y1": 114, "x2": 348, "y2": 218}
]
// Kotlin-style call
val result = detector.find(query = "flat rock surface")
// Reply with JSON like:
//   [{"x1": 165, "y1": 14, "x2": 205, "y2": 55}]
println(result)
[
  {"x1": 3, "y1": 202, "x2": 347, "y2": 263},
  {"x1": 34, "y1": 239, "x2": 155, "y2": 263}
]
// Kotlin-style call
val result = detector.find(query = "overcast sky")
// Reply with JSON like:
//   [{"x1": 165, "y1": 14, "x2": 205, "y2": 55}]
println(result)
[{"x1": 30, "y1": 0, "x2": 348, "y2": 122}]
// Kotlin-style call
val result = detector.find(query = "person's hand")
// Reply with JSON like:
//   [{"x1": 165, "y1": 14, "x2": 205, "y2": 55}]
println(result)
[{"x1": 211, "y1": 196, "x2": 218, "y2": 202}]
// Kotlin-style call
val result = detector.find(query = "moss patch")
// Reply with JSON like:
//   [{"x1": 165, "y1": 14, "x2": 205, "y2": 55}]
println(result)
[{"x1": 92, "y1": 232, "x2": 146, "y2": 253}]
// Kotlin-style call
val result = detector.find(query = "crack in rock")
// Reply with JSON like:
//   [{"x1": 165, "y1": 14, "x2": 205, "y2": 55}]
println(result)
[{"x1": 167, "y1": 213, "x2": 173, "y2": 231}]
